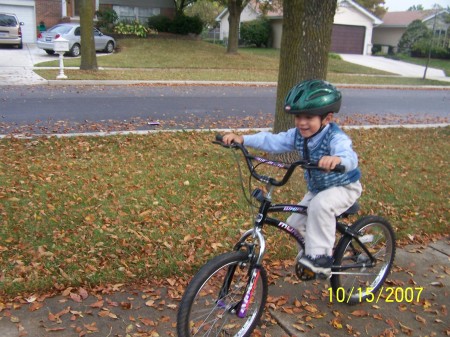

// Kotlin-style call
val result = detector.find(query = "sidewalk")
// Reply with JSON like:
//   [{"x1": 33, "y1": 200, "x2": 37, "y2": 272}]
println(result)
[{"x1": 1, "y1": 240, "x2": 448, "y2": 336}]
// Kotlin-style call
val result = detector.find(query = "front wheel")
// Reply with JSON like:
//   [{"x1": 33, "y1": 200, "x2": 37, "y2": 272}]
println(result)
[
  {"x1": 177, "y1": 251, "x2": 268, "y2": 337},
  {"x1": 331, "y1": 216, "x2": 396, "y2": 304},
  {"x1": 104, "y1": 41, "x2": 114, "y2": 53}
]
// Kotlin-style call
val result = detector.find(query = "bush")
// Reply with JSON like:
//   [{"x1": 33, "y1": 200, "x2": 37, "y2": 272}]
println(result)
[
  {"x1": 168, "y1": 14, "x2": 203, "y2": 35},
  {"x1": 114, "y1": 21, "x2": 154, "y2": 38},
  {"x1": 411, "y1": 39, "x2": 450, "y2": 59},
  {"x1": 148, "y1": 15, "x2": 172, "y2": 32},
  {"x1": 96, "y1": 8, "x2": 118, "y2": 30},
  {"x1": 398, "y1": 20, "x2": 431, "y2": 54},
  {"x1": 240, "y1": 18, "x2": 270, "y2": 47}
]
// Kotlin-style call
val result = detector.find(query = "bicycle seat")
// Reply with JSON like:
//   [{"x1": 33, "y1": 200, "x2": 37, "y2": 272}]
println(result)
[{"x1": 338, "y1": 202, "x2": 360, "y2": 218}]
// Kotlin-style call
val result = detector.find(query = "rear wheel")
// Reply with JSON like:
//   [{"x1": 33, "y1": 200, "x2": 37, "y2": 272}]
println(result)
[
  {"x1": 177, "y1": 251, "x2": 268, "y2": 337},
  {"x1": 331, "y1": 216, "x2": 395, "y2": 304},
  {"x1": 45, "y1": 49, "x2": 55, "y2": 55},
  {"x1": 69, "y1": 43, "x2": 80, "y2": 57}
]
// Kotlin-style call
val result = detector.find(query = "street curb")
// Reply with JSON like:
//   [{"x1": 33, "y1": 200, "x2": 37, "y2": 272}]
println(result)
[
  {"x1": 40, "y1": 79, "x2": 450, "y2": 90},
  {"x1": 0, "y1": 124, "x2": 448, "y2": 139}
]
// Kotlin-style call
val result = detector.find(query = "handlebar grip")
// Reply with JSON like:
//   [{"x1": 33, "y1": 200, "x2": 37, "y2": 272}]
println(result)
[
  {"x1": 215, "y1": 134, "x2": 223, "y2": 142},
  {"x1": 333, "y1": 164, "x2": 346, "y2": 173}
]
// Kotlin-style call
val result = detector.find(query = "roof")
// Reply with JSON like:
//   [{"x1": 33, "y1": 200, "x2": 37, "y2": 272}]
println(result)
[
  {"x1": 216, "y1": 0, "x2": 382, "y2": 24},
  {"x1": 380, "y1": 9, "x2": 449, "y2": 27},
  {"x1": 342, "y1": 0, "x2": 383, "y2": 25}
]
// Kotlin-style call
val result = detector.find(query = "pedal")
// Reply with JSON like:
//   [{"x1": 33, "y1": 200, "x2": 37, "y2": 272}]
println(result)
[{"x1": 295, "y1": 263, "x2": 316, "y2": 281}]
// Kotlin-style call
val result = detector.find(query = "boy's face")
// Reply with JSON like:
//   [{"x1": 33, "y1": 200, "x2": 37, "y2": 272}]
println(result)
[{"x1": 294, "y1": 115, "x2": 323, "y2": 138}]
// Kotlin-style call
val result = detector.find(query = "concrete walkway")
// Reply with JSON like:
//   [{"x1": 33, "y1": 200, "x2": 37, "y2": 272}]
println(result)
[{"x1": 0, "y1": 240, "x2": 448, "y2": 336}]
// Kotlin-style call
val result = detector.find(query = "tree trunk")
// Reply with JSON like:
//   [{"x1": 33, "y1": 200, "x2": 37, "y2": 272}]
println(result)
[
  {"x1": 226, "y1": 0, "x2": 245, "y2": 54},
  {"x1": 80, "y1": 0, "x2": 98, "y2": 71},
  {"x1": 274, "y1": 0, "x2": 337, "y2": 133}
]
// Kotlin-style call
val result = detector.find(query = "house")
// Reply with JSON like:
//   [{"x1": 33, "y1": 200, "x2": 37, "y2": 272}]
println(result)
[
  {"x1": 0, "y1": 0, "x2": 175, "y2": 43},
  {"x1": 216, "y1": 0, "x2": 383, "y2": 55},
  {"x1": 373, "y1": 9, "x2": 450, "y2": 53}
]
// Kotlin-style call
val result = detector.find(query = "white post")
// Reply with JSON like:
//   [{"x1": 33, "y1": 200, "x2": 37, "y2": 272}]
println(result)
[
  {"x1": 57, "y1": 52, "x2": 67, "y2": 79},
  {"x1": 54, "y1": 37, "x2": 69, "y2": 79}
]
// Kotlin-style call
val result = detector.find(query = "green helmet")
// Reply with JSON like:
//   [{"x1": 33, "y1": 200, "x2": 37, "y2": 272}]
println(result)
[{"x1": 284, "y1": 79, "x2": 342, "y2": 116}]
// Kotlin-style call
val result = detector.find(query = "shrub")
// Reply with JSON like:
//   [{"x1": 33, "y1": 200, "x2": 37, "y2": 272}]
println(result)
[
  {"x1": 95, "y1": 8, "x2": 118, "y2": 30},
  {"x1": 398, "y1": 20, "x2": 431, "y2": 54},
  {"x1": 148, "y1": 15, "x2": 172, "y2": 32},
  {"x1": 169, "y1": 14, "x2": 204, "y2": 35},
  {"x1": 114, "y1": 21, "x2": 154, "y2": 38},
  {"x1": 240, "y1": 18, "x2": 271, "y2": 47},
  {"x1": 411, "y1": 39, "x2": 450, "y2": 59}
]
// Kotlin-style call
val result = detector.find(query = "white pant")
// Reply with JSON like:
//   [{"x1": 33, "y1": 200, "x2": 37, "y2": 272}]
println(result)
[{"x1": 287, "y1": 181, "x2": 362, "y2": 257}]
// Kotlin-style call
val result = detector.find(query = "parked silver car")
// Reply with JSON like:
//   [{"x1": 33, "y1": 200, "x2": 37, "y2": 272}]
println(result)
[
  {"x1": 0, "y1": 13, "x2": 24, "y2": 49},
  {"x1": 37, "y1": 23, "x2": 115, "y2": 57}
]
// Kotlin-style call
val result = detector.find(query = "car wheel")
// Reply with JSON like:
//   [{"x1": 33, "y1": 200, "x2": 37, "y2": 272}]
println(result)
[
  {"x1": 69, "y1": 43, "x2": 81, "y2": 57},
  {"x1": 45, "y1": 49, "x2": 55, "y2": 55},
  {"x1": 104, "y1": 41, "x2": 114, "y2": 53},
  {"x1": 18, "y1": 40, "x2": 23, "y2": 49}
]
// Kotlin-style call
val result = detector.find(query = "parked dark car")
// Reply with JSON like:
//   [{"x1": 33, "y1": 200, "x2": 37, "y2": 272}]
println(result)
[
  {"x1": 37, "y1": 23, "x2": 115, "y2": 57},
  {"x1": 0, "y1": 13, "x2": 24, "y2": 49}
]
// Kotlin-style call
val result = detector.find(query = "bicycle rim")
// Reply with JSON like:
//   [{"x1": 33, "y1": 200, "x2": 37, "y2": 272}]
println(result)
[
  {"x1": 177, "y1": 251, "x2": 268, "y2": 337},
  {"x1": 331, "y1": 216, "x2": 396, "y2": 304}
]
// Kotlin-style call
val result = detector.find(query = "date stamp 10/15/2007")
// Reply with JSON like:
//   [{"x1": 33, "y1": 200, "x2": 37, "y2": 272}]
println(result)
[{"x1": 328, "y1": 287, "x2": 424, "y2": 304}]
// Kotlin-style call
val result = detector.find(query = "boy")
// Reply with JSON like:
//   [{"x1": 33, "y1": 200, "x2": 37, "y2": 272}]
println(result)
[{"x1": 223, "y1": 79, "x2": 362, "y2": 276}]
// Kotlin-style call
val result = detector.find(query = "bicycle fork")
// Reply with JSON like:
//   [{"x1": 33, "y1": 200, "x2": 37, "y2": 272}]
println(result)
[
  {"x1": 237, "y1": 267, "x2": 261, "y2": 318},
  {"x1": 216, "y1": 223, "x2": 267, "y2": 318}
]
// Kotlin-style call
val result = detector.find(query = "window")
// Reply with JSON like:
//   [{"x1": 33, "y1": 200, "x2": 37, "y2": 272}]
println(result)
[
  {"x1": 73, "y1": 0, "x2": 81, "y2": 17},
  {"x1": 113, "y1": 6, "x2": 161, "y2": 24}
]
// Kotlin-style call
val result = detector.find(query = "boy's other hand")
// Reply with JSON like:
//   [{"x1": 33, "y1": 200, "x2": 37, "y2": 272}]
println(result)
[
  {"x1": 318, "y1": 156, "x2": 342, "y2": 172},
  {"x1": 222, "y1": 134, "x2": 244, "y2": 145}
]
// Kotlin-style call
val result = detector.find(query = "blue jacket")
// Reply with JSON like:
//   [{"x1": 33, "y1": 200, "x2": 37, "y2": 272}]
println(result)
[{"x1": 243, "y1": 123, "x2": 361, "y2": 193}]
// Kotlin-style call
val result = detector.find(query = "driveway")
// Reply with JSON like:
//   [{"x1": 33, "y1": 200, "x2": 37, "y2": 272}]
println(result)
[
  {"x1": 339, "y1": 54, "x2": 448, "y2": 80},
  {"x1": 0, "y1": 44, "x2": 49, "y2": 85}
]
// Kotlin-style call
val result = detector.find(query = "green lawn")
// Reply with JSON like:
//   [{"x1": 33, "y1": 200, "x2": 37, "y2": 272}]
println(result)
[
  {"x1": 1, "y1": 128, "x2": 448, "y2": 297},
  {"x1": 33, "y1": 38, "x2": 450, "y2": 85}
]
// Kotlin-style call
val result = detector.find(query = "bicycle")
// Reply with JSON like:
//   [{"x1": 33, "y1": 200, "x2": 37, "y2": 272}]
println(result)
[{"x1": 177, "y1": 135, "x2": 396, "y2": 337}]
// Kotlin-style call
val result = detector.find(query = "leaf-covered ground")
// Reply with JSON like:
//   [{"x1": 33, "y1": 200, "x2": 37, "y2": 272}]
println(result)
[{"x1": 0, "y1": 128, "x2": 448, "y2": 299}]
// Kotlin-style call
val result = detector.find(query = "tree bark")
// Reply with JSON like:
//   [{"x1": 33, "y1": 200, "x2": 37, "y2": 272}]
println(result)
[
  {"x1": 226, "y1": 0, "x2": 246, "y2": 54},
  {"x1": 274, "y1": 0, "x2": 337, "y2": 133},
  {"x1": 80, "y1": 0, "x2": 98, "y2": 71}
]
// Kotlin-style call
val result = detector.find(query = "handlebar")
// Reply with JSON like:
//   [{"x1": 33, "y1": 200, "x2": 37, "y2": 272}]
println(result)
[{"x1": 214, "y1": 134, "x2": 345, "y2": 187}]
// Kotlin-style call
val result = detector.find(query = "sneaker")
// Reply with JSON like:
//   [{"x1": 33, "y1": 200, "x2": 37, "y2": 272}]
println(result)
[{"x1": 298, "y1": 255, "x2": 333, "y2": 276}]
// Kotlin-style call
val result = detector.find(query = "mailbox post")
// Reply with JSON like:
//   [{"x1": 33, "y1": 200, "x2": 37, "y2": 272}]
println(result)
[{"x1": 53, "y1": 37, "x2": 69, "y2": 79}]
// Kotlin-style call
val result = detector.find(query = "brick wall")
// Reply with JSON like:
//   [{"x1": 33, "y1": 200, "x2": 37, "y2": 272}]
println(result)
[{"x1": 35, "y1": 0, "x2": 62, "y2": 31}]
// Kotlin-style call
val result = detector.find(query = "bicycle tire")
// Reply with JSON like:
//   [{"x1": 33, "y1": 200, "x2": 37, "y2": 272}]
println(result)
[
  {"x1": 331, "y1": 215, "x2": 396, "y2": 304},
  {"x1": 177, "y1": 250, "x2": 268, "y2": 337}
]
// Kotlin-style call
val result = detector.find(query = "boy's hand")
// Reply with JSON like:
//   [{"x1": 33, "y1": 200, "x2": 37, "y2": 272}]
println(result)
[
  {"x1": 222, "y1": 134, "x2": 244, "y2": 145},
  {"x1": 318, "y1": 156, "x2": 342, "y2": 172}
]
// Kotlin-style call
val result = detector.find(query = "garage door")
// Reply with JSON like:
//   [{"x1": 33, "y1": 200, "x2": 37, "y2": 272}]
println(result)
[
  {"x1": 0, "y1": 4, "x2": 36, "y2": 43},
  {"x1": 331, "y1": 24, "x2": 365, "y2": 54}
]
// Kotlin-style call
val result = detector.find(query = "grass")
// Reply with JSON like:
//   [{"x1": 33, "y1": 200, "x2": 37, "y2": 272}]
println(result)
[
  {"x1": 0, "y1": 127, "x2": 448, "y2": 297},
  {"x1": 33, "y1": 38, "x2": 450, "y2": 85}
]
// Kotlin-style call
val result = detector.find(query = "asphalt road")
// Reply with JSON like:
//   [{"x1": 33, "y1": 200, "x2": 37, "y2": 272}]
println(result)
[{"x1": 0, "y1": 85, "x2": 449, "y2": 134}]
